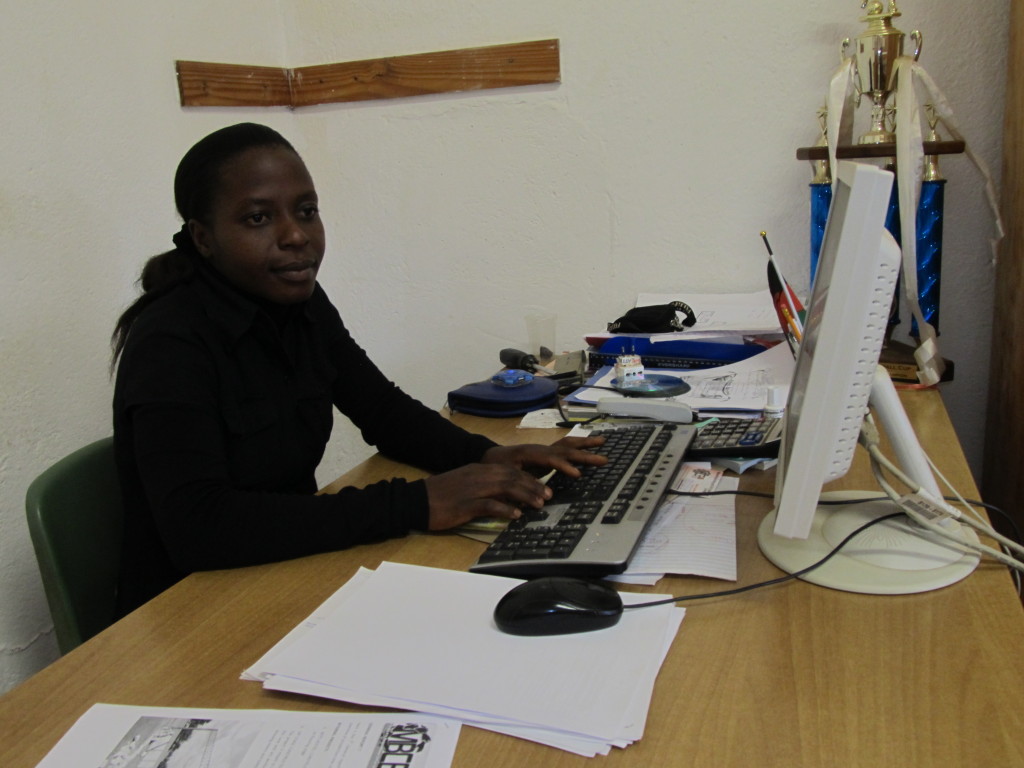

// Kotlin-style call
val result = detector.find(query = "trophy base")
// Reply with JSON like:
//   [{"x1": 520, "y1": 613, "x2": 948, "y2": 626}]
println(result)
[
  {"x1": 859, "y1": 130, "x2": 896, "y2": 145},
  {"x1": 879, "y1": 340, "x2": 955, "y2": 384}
]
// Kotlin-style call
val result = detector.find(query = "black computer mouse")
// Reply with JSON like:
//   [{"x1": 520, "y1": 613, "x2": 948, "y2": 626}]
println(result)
[{"x1": 493, "y1": 576, "x2": 624, "y2": 636}]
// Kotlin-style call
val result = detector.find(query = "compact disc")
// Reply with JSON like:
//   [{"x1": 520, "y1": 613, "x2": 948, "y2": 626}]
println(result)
[{"x1": 610, "y1": 374, "x2": 690, "y2": 397}]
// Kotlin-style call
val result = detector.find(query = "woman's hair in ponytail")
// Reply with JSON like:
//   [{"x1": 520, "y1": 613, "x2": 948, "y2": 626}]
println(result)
[{"x1": 111, "y1": 124, "x2": 296, "y2": 369}]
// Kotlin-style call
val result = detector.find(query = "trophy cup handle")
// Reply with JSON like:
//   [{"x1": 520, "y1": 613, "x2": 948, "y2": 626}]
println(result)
[
  {"x1": 841, "y1": 39, "x2": 863, "y2": 106},
  {"x1": 910, "y1": 30, "x2": 923, "y2": 60},
  {"x1": 840, "y1": 37, "x2": 860, "y2": 105}
]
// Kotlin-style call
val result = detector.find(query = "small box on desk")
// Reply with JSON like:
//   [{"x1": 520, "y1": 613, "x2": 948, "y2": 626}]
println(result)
[{"x1": 879, "y1": 340, "x2": 955, "y2": 384}]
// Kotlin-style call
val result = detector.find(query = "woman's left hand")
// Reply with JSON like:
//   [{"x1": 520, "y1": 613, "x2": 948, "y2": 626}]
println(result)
[{"x1": 481, "y1": 435, "x2": 607, "y2": 478}]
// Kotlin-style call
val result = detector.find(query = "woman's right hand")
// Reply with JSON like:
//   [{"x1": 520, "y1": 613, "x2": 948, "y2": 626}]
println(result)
[{"x1": 423, "y1": 463, "x2": 553, "y2": 531}]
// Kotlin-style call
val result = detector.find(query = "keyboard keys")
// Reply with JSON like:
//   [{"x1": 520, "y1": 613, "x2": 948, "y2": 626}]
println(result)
[
  {"x1": 478, "y1": 525, "x2": 587, "y2": 563},
  {"x1": 469, "y1": 423, "x2": 696, "y2": 577}
]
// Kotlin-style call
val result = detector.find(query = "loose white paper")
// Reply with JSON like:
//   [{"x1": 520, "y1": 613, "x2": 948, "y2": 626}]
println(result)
[
  {"x1": 243, "y1": 563, "x2": 685, "y2": 757},
  {"x1": 612, "y1": 467, "x2": 738, "y2": 585}
]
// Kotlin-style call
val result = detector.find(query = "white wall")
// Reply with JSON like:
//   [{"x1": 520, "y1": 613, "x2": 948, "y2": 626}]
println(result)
[{"x1": 0, "y1": 0, "x2": 1007, "y2": 691}]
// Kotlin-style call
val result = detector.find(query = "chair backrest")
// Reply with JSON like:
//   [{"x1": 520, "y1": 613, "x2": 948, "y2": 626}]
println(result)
[{"x1": 25, "y1": 437, "x2": 123, "y2": 655}]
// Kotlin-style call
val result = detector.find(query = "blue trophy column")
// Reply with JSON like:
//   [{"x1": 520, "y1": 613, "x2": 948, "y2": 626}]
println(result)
[
  {"x1": 914, "y1": 178, "x2": 946, "y2": 334},
  {"x1": 809, "y1": 169, "x2": 945, "y2": 338}
]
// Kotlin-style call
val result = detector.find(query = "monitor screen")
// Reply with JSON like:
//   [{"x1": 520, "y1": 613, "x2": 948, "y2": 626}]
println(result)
[{"x1": 756, "y1": 161, "x2": 979, "y2": 594}]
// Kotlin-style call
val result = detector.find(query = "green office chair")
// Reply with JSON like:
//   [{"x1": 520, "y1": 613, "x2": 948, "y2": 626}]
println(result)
[{"x1": 25, "y1": 437, "x2": 123, "y2": 655}]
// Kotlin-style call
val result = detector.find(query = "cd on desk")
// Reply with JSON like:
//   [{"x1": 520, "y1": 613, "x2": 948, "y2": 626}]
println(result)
[{"x1": 611, "y1": 374, "x2": 690, "y2": 397}]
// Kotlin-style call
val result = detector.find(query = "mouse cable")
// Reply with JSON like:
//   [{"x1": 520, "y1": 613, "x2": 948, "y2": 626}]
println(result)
[
  {"x1": 555, "y1": 399, "x2": 678, "y2": 429},
  {"x1": 628, "y1": 490, "x2": 1021, "y2": 609},
  {"x1": 669, "y1": 489, "x2": 986, "y2": 513},
  {"x1": 553, "y1": 398, "x2": 605, "y2": 429},
  {"x1": 623, "y1": 510, "x2": 904, "y2": 610},
  {"x1": 667, "y1": 488, "x2": 1020, "y2": 544},
  {"x1": 662, "y1": 488, "x2": 1023, "y2": 598}
]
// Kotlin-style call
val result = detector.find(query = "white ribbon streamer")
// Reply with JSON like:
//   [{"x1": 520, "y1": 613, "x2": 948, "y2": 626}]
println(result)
[
  {"x1": 826, "y1": 57, "x2": 857, "y2": 186},
  {"x1": 893, "y1": 56, "x2": 944, "y2": 385}
]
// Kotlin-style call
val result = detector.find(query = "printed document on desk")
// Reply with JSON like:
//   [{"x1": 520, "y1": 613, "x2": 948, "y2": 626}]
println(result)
[
  {"x1": 34, "y1": 703, "x2": 461, "y2": 768},
  {"x1": 570, "y1": 341, "x2": 794, "y2": 412},
  {"x1": 243, "y1": 562, "x2": 685, "y2": 758}
]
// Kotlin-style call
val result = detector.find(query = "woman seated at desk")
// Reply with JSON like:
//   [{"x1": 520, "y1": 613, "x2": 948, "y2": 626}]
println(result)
[{"x1": 110, "y1": 123, "x2": 604, "y2": 616}]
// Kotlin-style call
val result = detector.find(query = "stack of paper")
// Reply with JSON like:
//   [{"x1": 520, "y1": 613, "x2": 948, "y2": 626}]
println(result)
[
  {"x1": 588, "y1": 289, "x2": 787, "y2": 345},
  {"x1": 244, "y1": 562, "x2": 685, "y2": 757},
  {"x1": 634, "y1": 290, "x2": 785, "y2": 338}
]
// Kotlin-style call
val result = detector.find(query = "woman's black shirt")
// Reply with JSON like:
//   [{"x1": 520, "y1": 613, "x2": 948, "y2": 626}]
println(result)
[{"x1": 113, "y1": 265, "x2": 495, "y2": 615}]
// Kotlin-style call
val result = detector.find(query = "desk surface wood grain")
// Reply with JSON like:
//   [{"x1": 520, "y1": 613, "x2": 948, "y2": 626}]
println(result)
[{"x1": 3, "y1": 390, "x2": 1022, "y2": 768}]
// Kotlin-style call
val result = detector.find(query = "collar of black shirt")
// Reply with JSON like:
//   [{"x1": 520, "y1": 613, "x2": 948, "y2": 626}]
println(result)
[{"x1": 196, "y1": 259, "x2": 314, "y2": 335}]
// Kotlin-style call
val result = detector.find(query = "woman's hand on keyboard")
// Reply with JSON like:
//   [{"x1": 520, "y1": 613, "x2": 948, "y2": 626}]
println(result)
[
  {"x1": 424, "y1": 463, "x2": 550, "y2": 530},
  {"x1": 481, "y1": 436, "x2": 608, "y2": 478},
  {"x1": 423, "y1": 439, "x2": 608, "y2": 530}
]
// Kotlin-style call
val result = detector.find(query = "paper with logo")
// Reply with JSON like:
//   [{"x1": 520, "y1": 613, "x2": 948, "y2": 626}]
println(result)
[{"x1": 33, "y1": 703, "x2": 460, "y2": 768}]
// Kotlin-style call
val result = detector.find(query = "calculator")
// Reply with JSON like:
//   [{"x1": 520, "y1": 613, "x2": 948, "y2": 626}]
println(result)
[{"x1": 687, "y1": 415, "x2": 783, "y2": 459}]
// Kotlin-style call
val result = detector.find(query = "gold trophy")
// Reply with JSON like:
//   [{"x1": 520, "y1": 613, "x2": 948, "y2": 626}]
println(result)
[{"x1": 842, "y1": 1, "x2": 922, "y2": 144}]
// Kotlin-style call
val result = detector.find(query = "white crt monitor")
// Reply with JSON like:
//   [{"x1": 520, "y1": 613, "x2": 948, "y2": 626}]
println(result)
[{"x1": 757, "y1": 161, "x2": 979, "y2": 594}]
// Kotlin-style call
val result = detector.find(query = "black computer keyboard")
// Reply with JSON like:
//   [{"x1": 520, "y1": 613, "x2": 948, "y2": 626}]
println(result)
[
  {"x1": 468, "y1": 422, "x2": 695, "y2": 578},
  {"x1": 687, "y1": 415, "x2": 783, "y2": 459}
]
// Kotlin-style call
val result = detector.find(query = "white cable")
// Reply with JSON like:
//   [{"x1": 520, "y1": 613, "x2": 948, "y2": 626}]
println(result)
[
  {"x1": 868, "y1": 455, "x2": 1011, "y2": 568},
  {"x1": 866, "y1": 426, "x2": 1024, "y2": 560},
  {"x1": 925, "y1": 454, "x2": 990, "y2": 527},
  {"x1": 867, "y1": 444, "x2": 1019, "y2": 556},
  {"x1": 860, "y1": 414, "x2": 1024, "y2": 557},
  {"x1": 867, "y1": 449, "x2": 1024, "y2": 574},
  {"x1": 924, "y1": 452, "x2": 1024, "y2": 596},
  {"x1": 859, "y1": 416, "x2": 1023, "y2": 592}
]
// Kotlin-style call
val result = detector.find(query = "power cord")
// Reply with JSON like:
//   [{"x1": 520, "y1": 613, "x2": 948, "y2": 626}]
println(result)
[
  {"x1": 624, "y1": 505, "x2": 905, "y2": 609},
  {"x1": 669, "y1": 486, "x2": 1018, "y2": 537},
  {"x1": 856, "y1": 414, "x2": 1024, "y2": 578},
  {"x1": 664, "y1": 482, "x2": 1024, "y2": 599}
]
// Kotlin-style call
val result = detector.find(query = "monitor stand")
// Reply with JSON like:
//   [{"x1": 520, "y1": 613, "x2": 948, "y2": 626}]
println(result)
[{"x1": 757, "y1": 491, "x2": 980, "y2": 595}]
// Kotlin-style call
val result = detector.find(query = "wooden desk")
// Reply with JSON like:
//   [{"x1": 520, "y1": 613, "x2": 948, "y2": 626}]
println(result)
[{"x1": 3, "y1": 390, "x2": 1023, "y2": 767}]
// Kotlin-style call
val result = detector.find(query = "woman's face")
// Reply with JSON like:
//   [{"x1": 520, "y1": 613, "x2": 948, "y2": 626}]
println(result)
[{"x1": 189, "y1": 145, "x2": 326, "y2": 305}]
